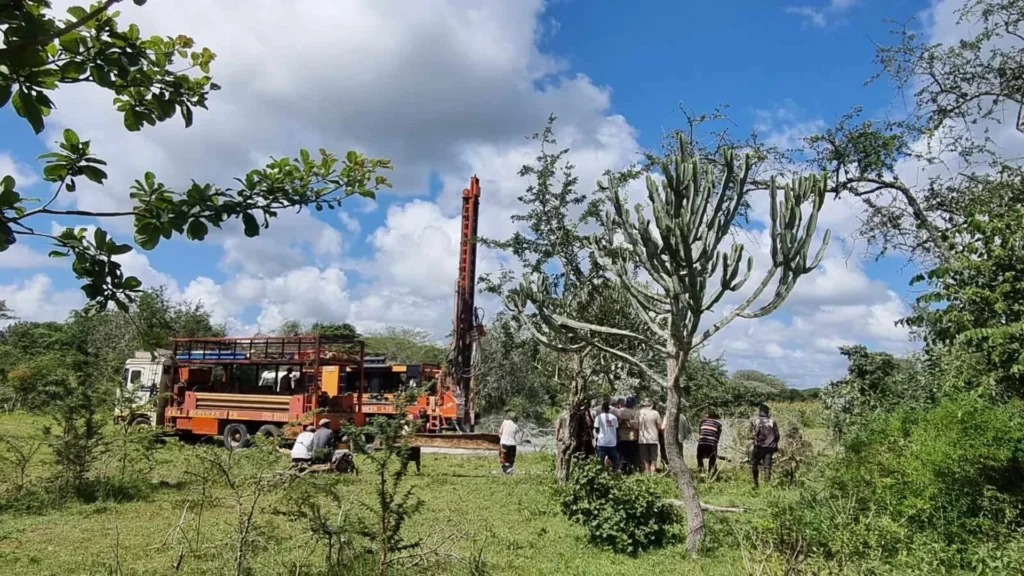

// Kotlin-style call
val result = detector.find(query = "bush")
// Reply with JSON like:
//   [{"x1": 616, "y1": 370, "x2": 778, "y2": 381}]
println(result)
[
  {"x1": 560, "y1": 456, "x2": 678, "y2": 555},
  {"x1": 768, "y1": 394, "x2": 1024, "y2": 573}
]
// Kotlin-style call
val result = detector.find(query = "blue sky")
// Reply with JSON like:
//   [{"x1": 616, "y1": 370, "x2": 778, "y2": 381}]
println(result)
[{"x1": 0, "y1": 0, "x2": 949, "y2": 387}]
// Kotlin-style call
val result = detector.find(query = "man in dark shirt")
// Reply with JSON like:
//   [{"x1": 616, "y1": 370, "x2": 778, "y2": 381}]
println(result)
[
  {"x1": 750, "y1": 404, "x2": 781, "y2": 488},
  {"x1": 312, "y1": 418, "x2": 335, "y2": 463},
  {"x1": 697, "y1": 410, "x2": 723, "y2": 476}
]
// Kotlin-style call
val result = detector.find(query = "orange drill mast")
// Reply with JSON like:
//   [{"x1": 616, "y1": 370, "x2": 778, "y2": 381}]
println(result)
[{"x1": 451, "y1": 176, "x2": 484, "y2": 431}]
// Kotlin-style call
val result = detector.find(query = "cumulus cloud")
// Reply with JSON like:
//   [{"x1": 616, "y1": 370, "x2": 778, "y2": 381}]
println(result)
[
  {"x1": 785, "y1": 0, "x2": 860, "y2": 29},
  {"x1": 0, "y1": 275, "x2": 84, "y2": 327},
  {"x1": 0, "y1": 152, "x2": 38, "y2": 188},
  {"x1": 5, "y1": 0, "x2": 930, "y2": 389},
  {"x1": 0, "y1": 244, "x2": 61, "y2": 269}
]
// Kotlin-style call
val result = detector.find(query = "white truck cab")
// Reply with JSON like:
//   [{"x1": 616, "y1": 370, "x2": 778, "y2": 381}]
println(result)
[{"x1": 117, "y1": 350, "x2": 172, "y2": 428}]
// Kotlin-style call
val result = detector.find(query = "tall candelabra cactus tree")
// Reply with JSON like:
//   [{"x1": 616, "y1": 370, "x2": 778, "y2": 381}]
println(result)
[{"x1": 509, "y1": 135, "x2": 831, "y2": 553}]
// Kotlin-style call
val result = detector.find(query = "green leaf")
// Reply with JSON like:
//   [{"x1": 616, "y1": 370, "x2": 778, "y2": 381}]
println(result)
[
  {"x1": 134, "y1": 222, "x2": 160, "y2": 250},
  {"x1": 108, "y1": 243, "x2": 133, "y2": 256},
  {"x1": 124, "y1": 109, "x2": 142, "y2": 132},
  {"x1": 42, "y1": 163, "x2": 67, "y2": 182},
  {"x1": 0, "y1": 83, "x2": 11, "y2": 108},
  {"x1": 12, "y1": 89, "x2": 44, "y2": 134},
  {"x1": 1, "y1": 175, "x2": 14, "y2": 192},
  {"x1": 241, "y1": 212, "x2": 260, "y2": 238},
  {"x1": 48, "y1": 250, "x2": 70, "y2": 258},
  {"x1": 66, "y1": 6, "x2": 89, "y2": 19},
  {"x1": 114, "y1": 298, "x2": 131, "y2": 314},
  {"x1": 81, "y1": 165, "x2": 107, "y2": 184},
  {"x1": 93, "y1": 228, "x2": 108, "y2": 248},
  {"x1": 122, "y1": 276, "x2": 143, "y2": 291},
  {"x1": 58, "y1": 33, "x2": 82, "y2": 54},
  {"x1": 58, "y1": 60, "x2": 89, "y2": 80},
  {"x1": 0, "y1": 189, "x2": 20, "y2": 208},
  {"x1": 186, "y1": 219, "x2": 209, "y2": 241},
  {"x1": 63, "y1": 128, "x2": 80, "y2": 146}
]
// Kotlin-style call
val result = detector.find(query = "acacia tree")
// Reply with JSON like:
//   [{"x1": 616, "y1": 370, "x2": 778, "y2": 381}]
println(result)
[
  {"x1": 1, "y1": 1, "x2": 391, "y2": 313},
  {"x1": 481, "y1": 116, "x2": 643, "y2": 483},
  {"x1": 791, "y1": 0, "x2": 1024, "y2": 265},
  {"x1": 510, "y1": 135, "x2": 831, "y2": 553}
]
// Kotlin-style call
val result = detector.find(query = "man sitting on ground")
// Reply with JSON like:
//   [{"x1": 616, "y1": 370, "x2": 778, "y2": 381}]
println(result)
[
  {"x1": 291, "y1": 425, "x2": 316, "y2": 466},
  {"x1": 311, "y1": 418, "x2": 335, "y2": 463}
]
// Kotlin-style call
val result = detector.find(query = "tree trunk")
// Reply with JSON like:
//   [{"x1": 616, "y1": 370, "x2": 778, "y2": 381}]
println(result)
[
  {"x1": 663, "y1": 355, "x2": 705, "y2": 554},
  {"x1": 555, "y1": 354, "x2": 589, "y2": 484}
]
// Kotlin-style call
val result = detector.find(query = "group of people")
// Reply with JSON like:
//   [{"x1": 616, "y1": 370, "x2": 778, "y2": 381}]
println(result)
[
  {"x1": 289, "y1": 418, "x2": 337, "y2": 465},
  {"x1": 563, "y1": 398, "x2": 783, "y2": 487}
]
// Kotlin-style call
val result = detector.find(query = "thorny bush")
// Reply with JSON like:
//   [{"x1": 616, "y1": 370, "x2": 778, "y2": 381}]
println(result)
[{"x1": 560, "y1": 455, "x2": 679, "y2": 555}]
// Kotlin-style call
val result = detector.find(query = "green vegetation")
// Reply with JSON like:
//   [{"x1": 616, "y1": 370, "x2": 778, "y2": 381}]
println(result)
[
  {"x1": 0, "y1": 410, "x2": 815, "y2": 576},
  {"x1": 1, "y1": 1, "x2": 391, "y2": 312},
  {"x1": 3, "y1": 0, "x2": 1024, "y2": 573}
]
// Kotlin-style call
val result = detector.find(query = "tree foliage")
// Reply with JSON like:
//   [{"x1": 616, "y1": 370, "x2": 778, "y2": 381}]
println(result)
[
  {"x1": 363, "y1": 326, "x2": 445, "y2": 366},
  {"x1": 480, "y1": 115, "x2": 642, "y2": 481},
  {"x1": 0, "y1": 286, "x2": 223, "y2": 410},
  {"x1": 511, "y1": 132, "x2": 831, "y2": 552},
  {"x1": 904, "y1": 193, "x2": 1024, "y2": 399},
  {"x1": 821, "y1": 345, "x2": 934, "y2": 438},
  {"x1": 0, "y1": 1, "x2": 392, "y2": 313}
]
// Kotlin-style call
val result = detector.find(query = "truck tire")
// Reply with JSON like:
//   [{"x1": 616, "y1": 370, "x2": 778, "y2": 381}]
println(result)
[
  {"x1": 223, "y1": 423, "x2": 250, "y2": 450},
  {"x1": 255, "y1": 424, "x2": 281, "y2": 438},
  {"x1": 129, "y1": 416, "x2": 152, "y2": 431}
]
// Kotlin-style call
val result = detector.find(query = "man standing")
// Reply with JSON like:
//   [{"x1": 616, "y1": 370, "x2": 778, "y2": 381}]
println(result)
[
  {"x1": 636, "y1": 400, "x2": 662, "y2": 474},
  {"x1": 750, "y1": 404, "x2": 781, "y2": 488},
  {"x1": 400, "y1": 411, "x2": 426, "y2": 474},
  {"x1": 696, "y1": 411, "x2": 723, "y2": 477},
  {"x1": 312, "y1": 418, "x2": 335, "y2": 463},
  {"x1": 594, "y1": 400, "x2": 620, "y2": 470},
  {"x1": 498, "y1": 411, "x2": 522, "y2": 474},
  {"x1": 616, "y1": 397, "x2": 639, "y2": 473}
]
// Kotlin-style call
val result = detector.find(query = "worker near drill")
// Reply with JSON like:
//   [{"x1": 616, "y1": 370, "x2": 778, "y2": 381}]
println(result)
[
  {"x1": 311, "y1": 418, "x2": 334, "y2": 463},
  {"x1": 498, "y1": 411, "x2": 523, "y2": 474}
]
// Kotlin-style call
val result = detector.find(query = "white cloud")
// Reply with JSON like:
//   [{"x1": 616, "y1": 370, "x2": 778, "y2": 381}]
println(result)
[
  {"x1": 0, "y1": 275, "x2": 84, "y2": 327},
  {"x1": 11, "y1": 0, "x2": 928, "y2": 390},
  {"x1": 785, "y1": 0, "x2": 860, "y2": 29},
  {"x1": 0, "y1": 244, "x2": 61, "y2": 269},
  {"x1": 0, "y1": 152, "x2": 38, "y2": 188}
]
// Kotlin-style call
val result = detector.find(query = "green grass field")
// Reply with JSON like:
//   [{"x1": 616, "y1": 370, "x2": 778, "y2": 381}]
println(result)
[{"x1": 0, "y1": 409, "x2": 818, "y2": 576}]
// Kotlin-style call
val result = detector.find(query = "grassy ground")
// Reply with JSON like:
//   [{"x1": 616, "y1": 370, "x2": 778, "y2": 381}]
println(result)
[{"x1": 0, "y1": 407, "x2": 822, "y2": 576}]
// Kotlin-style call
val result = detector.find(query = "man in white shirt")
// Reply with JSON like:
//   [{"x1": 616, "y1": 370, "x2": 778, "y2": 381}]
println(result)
[
  {"x1": 290, "y1": 425, "x2": 316, "y2": 465},
  {"x1": 498, "y1": 412, "x2": 522, "y2": 474},
  {"x1": 594, "y1": 400, "x2": 620, "y2": 470}
]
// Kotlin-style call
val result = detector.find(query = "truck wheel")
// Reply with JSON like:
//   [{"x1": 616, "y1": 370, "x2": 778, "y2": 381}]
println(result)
[
  {"x1": 129, "y1": 416, "x2": 152, "y2": 431},
  {"x1": 256, "y1": 424, "x2": 281, "y2": 438},
  {"x1": 223, "y1": 423, "x2": 250, "y2": 450}
]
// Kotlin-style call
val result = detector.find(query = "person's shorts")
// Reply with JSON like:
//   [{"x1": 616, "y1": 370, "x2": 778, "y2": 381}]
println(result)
[
  {"x1": 638, "y1": 443, "x2": 658, "y2": 466},
  {"x1": 597, "y1": 445, "x2": 619, "y2": 466}
]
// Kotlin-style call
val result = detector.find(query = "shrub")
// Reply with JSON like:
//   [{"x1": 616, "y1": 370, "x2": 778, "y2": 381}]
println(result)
[
  {"x1": 768, "y1": 394, "x2": 1024, "y2": 573},
  {"x1": 560, "y1": 455, "x2": 678, "y2": 555}
]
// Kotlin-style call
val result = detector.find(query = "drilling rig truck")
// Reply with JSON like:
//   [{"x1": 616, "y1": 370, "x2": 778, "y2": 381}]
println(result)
[{"x1": 117, "y1": 177, "x2": 494, "y2": 451}]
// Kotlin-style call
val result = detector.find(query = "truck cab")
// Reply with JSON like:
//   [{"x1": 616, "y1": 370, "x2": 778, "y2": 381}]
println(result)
[{"x1": 117, "y1": 350, "x2": 172, "y2": 428}]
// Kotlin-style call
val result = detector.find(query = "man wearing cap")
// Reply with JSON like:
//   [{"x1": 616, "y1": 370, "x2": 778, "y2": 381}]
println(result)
[{"x1": 312, "y1": 418, "x2": 335, "y2": 463}]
